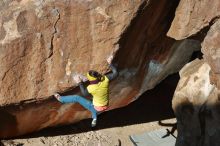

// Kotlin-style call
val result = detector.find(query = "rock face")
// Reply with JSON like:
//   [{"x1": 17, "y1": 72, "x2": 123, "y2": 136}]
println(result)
[
  {"x1": 172, "y1": 59, "x2": 220, "y2": 146},
  {"x1": 202, "y1": 19, "x2": 220, "y2": 91},
  {"x1": 169, "y1": 0, "x2": 220, "y2": 146},
  {"x1": 167, "y1": 0, "x2": 220, "y2": 40},
  {"x1": 0, "y1": 0, "x2": 202, "y2": 138},
  {"x1": 0, "y1": 0, "x2": 143, "y2": 105}
]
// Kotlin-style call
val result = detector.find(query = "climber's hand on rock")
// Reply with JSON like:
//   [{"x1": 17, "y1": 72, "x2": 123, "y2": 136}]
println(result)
[
  {"x1": 107, "y1": 44, "x2": 119, "y2": 64},
  {"x1": 113, "y1": 44, "x2": 119, "y2": 54},
  {"x1": 78, "y1": 74, "x2": 87, "y2": 82},
  {"x1": 107, "y1": 55, "x2": 113, "y2": 64},
  {"x1": 73, "y1": 75, "x2": 82, "y2": 84}
]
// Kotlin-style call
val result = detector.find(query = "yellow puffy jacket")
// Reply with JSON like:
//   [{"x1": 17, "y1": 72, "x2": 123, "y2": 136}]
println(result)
[{"x1": 87, "y1": 76, "x2": 109, "y2": 106}]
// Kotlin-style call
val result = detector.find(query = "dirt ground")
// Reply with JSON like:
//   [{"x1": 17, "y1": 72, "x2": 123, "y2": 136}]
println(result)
[{"x1": 1, "y1": 74, "x2": 179, "y2": 146}]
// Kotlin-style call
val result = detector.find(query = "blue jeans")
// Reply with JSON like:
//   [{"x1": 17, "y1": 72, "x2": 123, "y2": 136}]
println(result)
[{"x1": 59, "y1": 95, "x2": 97, "y2": 120}]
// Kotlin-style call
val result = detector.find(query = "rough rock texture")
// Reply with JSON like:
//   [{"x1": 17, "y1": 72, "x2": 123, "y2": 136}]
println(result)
[
  {"x1": 172, "y1": 59, "x2": 220, "y2": 146},
  {"x1": 167, "y1": 0, "x2": 220, "y2": 40},
  {"x1": 202, "y1": 19, "x2": 220, "y2": 90},
  {"x1": 168, "y1": 1, "x2": 220, "y2": 145},
  {"x1": 0, "y1": 0, "x2": 144, "y2": 137},
  {"x1": 0, "y1": 0, "x2": 143, "y2": 105},
  {"x1": 0, "y1": 0, "x2": 202, "y2": 138}
]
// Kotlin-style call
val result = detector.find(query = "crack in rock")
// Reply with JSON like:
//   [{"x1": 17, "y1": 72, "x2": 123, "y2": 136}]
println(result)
[{"x1": 48, "y1": 8, "x2": 60, "y2": 59}]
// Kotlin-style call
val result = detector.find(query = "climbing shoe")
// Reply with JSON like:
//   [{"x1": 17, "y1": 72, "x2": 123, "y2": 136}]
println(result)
[
  {"x1": 54, "y1": 93, "x2": 61, "y2": 101},
  {"x1": 91, "y1": 119, "x2": 97, "y2": 127}
]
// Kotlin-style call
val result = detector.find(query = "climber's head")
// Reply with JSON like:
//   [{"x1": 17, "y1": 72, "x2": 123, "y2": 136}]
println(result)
[
  {"x1": 87, "y1": 70, "x2": 103, "y2": 82},
  {"x1": 87, "y1": 70, "x2": 103, "y2": 81}
]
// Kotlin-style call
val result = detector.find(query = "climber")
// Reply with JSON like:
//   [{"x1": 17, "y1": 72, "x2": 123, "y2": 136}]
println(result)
[{"x1": 54, "y1": 55, "x2": 118, "y2": 127}]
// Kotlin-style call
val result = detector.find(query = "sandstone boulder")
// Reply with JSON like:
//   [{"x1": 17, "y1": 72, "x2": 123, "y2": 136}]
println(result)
[
  {"x1": 167, "y1": 0, "x2": 220, "y2": 40},
  {"x1": 0, "y1": 0, "x2": 144, "y2": 105},
  {"x1": 201, "y1": 19, "x2": 220, "y2": 91},
  {"x1": 169, "y1": 1, "x2": 220, "y2": 145},
  {"x1": 0, "y1": 0, "x2": 199, "y2": 138},
  {"x1": 173, "y1": 59, "x2": 220, "y2": 146}
]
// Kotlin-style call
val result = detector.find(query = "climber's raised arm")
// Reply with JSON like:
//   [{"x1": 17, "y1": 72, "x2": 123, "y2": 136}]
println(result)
[{"x1": 105, "y1": 55, "x2": 118, "y2": 81}]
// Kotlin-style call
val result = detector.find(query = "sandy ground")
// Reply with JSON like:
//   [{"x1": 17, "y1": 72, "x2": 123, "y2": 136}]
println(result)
[
  {"x1": 1, "y1": 118, "x2": 176, "y2": 146},
  {"x1": 1, "y1": 74, "x2": 179, "y2": 146}
]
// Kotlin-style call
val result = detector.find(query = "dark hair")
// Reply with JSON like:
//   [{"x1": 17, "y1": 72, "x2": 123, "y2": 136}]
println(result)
[{"x1": 88, "y1": 70, "x2": 103, "y2": 81}]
